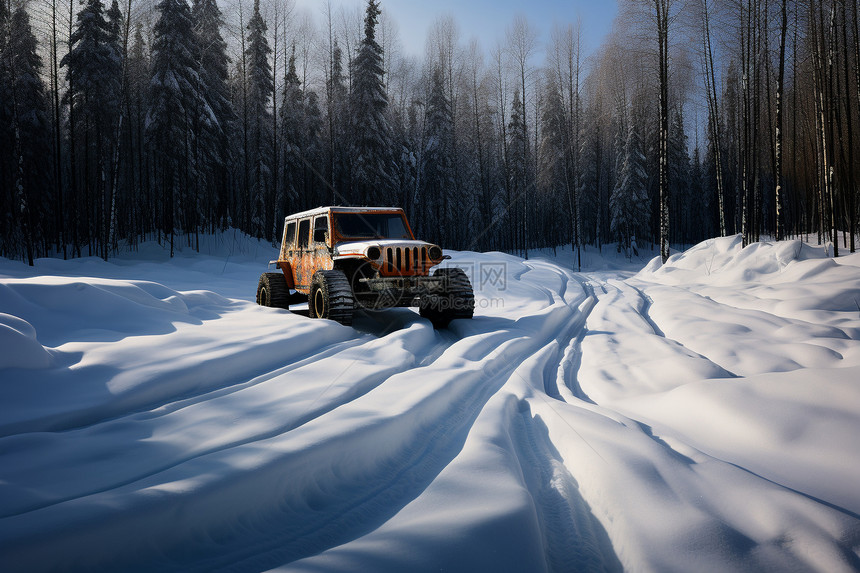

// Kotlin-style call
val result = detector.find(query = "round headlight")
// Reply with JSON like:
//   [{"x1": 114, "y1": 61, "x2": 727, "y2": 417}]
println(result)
[
  {"x1": 428, "y1": 245, "x2": 443, "y2": 260},
  {"x1": 366, "y1": 246, "x2": 381, "y2": 260}
]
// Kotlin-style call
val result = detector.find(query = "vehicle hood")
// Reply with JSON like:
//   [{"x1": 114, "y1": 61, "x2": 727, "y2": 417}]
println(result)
[{"x1": 334, "y1": 239, "x2": 436, "y2": 256}]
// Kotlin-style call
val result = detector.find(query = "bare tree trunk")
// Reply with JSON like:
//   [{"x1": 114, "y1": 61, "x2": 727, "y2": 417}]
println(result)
[
  {"x1": 238, "y1": 0, "x2": 249, "y2": 231},
  {"x1": 105, "y1": 0, "x2": 134, "y2": 260},
  {"x1": 774, "y1": 0, "x2": 787, "y2": 241},
  {"x1": 825, "y1": 0, "x2": 838, "y2": 256},
  {"x1": 702, "y1": 0, "x2": 725, "y2": 236},
  {"x1": 325, "y1": 0, "x2": 336, "y2": 203},
  {"x1": 849, "y1": 0, "x2": 859, "y2": 251},
  {"x1": 67, "y1": 0, "x2": 81, "y2": 257},
  {"x1": 50, "y1": 0, "x2": 65, "y2": 258},
  {"x1": 811, "y1": 0, "x2": 830, "y2": 247},
  {"x1": 741, "y1": 0, "x2": 751, "y2": 246},
  {"x1": 572, "y1": 23, "x2": 582, "y2": 269},
  {"x1": 752, "y1": 0, "x2": 762, "y2": 243},
  {"x1": 656, "y1": 0, "x2": 670, "y2": 262},
  {"x1": 271, "y1": 1, "x2": 279, "y2": 244}
]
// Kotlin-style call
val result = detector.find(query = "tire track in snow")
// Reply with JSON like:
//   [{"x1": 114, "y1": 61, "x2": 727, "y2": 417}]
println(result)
[
  {"x1": 511, "y1": 397, "x2": 623, "y2": 573},
  {"x1": 555, "y1": 274, "x2": 599, "y2": 404},
  {"x1": 210, "y1": 280, "x2": 593, "y2": 571},
  {"x1": 621, "y1": 280, "x2": 739, "y2": 378},
  {"x1": 0, "y1": 320, "x2": 442, "y2": 518},
  {"x1": 2, "y1": 268, "x2": 593, "y2": 572}
]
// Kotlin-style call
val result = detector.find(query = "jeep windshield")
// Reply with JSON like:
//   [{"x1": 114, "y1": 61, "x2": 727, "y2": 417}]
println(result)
[{"x1": 334, "y1": 212, "x2": 413, "y2": 241}]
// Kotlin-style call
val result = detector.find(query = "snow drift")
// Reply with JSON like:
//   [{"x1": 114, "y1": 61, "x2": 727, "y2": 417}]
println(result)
[{"x1": 1, "y1": 233, "x2": 859, "y2": 572}]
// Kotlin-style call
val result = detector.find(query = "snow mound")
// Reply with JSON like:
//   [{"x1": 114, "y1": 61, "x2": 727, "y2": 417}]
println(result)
[
  {"x1": 639, "y1": 235, "x2": 838, "y2": 282},
  {"x1": 0, "y1": 277, "x2": 231, "y2": 349},
  {"x1": 0, "y1": 313, "x2": 52, "y2": 370},
  {"x1": 639, "y1": 236, "x2": 860, "y2": 315}
]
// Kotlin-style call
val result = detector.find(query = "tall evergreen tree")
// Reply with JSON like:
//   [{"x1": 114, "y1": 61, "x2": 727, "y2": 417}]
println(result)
[
  {"x1": 193, "y1": 0, "x2": 233, "y2": 231},
  {"x1": 668, "y1": 107, "x2": 690, "y2": 245},
  {"x1": 245, "y1": 0, "x2": 272, "y2": 239},
  {"x1": 0, "y1": 0, "x2": 14, "y2": 255},
  {"x1": 539, "y1": 74, "x2": 569, "y2": 244},
  {"x1": 508, "y1": 88, "x2": 528, "y2": 254},
  {"x1": 279, "y1": 46, "x2": 304, "y2": 225},
  {"x1": 147, "y1": 0, "x2": 207, "y2": 256},
  {"x1": 126, "y1": 22, "x2": 149, "y2": 242},
  {"x1": 326, "y1": 40, "x2": 348, "y2": 202},
  {"x1": 349, "y1": 0, "x2": 394, "y2": 206},
  {"x1": 610, "y1": 109, "x2": 649, "y2": 256},
  {"x1": 421, "y1": 66, "x2": 455, "y2": 246},
  {"x1": 4, "y1": 3, "x2": 52, "y2": 263},
  {"x1": 61, "y1": 0, "x2": 122, "y2": 256}
]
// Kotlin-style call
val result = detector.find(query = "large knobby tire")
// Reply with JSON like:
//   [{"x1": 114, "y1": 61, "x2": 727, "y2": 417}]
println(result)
[
  {"x1": 256, "y1": 272, "x2": 291, "y2": 309},
  {"x1": 309, "y1": 270, "x2": 355, "y2": 326},
  {"x1": 420, "y1": 267, "x2": 475, "y2": 328}
]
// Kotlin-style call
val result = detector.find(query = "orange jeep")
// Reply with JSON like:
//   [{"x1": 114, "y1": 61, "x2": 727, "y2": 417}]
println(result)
[{"x1": 256, "y1": 206, "x2": 474, "y2": 327}]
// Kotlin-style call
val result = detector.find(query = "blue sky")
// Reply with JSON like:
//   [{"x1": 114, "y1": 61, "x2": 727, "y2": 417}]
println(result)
[{"x1": 294, "y1": 0, "x2": 618, "y2": 58}]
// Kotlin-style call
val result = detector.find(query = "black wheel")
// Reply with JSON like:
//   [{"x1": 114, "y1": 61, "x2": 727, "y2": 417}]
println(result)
[
  {"x1": 309, "y1": 270, "x2": 355, "y2": 326},
  {"x1": 256, "y1": 272, "x2": 291, "y2": 309},
  {"x1": 419, "y1": 267, "x2": 475, "y2": 328}
]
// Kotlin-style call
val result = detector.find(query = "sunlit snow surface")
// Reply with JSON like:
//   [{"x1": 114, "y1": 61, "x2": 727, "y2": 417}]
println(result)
[{"x1": 1, "y1": 232, "x2": 859, "y2": 572}]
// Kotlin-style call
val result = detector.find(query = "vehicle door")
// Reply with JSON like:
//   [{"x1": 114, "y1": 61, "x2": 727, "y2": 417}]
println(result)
[
  {"x1": 312, "y1": 215, "x2": 334, "y2": 273},
  {"x1": 294, "y1": 218, "x2": 313, "y2": 290},
  {"x1": 278, "y1": 220, "x2": 299, "y2": 288}
]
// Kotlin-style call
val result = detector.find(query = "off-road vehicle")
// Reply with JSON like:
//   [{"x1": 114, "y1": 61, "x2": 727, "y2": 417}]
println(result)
[{"x1": 256, "y1": 206, "x2": 474, "y2": 327}]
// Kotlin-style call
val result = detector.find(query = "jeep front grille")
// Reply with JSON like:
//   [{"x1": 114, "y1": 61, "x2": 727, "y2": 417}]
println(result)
[{"x1": 381, "y1": 246, "x2": 430, "y2": 276}]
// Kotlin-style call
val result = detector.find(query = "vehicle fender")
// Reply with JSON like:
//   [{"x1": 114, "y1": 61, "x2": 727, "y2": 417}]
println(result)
[{"x1": 277, "y1": 261, "x2": 296, "y2": 289}]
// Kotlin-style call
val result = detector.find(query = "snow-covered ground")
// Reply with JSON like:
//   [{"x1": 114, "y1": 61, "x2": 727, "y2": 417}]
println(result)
[{"x1": 1, "y1": 232, "x2": 859, "y2": 572}]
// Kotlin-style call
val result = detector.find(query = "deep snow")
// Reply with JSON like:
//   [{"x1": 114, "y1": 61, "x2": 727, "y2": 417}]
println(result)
[{"x1": 1, "y1": 232, "x2": 859, "y2": 572}]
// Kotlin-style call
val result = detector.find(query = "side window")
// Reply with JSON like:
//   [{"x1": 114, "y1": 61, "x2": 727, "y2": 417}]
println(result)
[
  {"x1": 284, "y1": 221, "x2": 296, "y2": 248},
  {"x1": 297, "y1": 219, "x2": 311, "y2": 249},
  {"x1": 313, "y1": 216, "x2": 329, "y2": 243}
]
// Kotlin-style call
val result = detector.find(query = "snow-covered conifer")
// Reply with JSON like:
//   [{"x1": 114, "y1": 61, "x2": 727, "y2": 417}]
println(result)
[
  {"x1": 245, "y1": 0, "x2": 273, "y2": 239},
  {"x1": 147, "y1": 0, "x2": 207, "y2": 255},
  {"x1": 421, "y1": 65, "x2": 455, "y2": 245},
  {"x1": 349, "y1": 0, "x2": 394, "y2": 206},
  {"x1": 610, "y1": 109, "x2": 649, "y2": 257},
  {"x1": 193, "y1": 0, "x2": 234, "y2": 232},
  {"x1": 278, "y1": 46, "x2": 304, "y2": 224},
  {"x1": 4, "y1": 4, "x2": 52, "y2": 263}
]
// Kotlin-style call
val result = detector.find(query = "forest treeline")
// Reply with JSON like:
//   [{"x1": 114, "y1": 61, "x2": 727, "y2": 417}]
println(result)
[{"x1": 1, "y1": 0, "x2": 858, "y2": 265}]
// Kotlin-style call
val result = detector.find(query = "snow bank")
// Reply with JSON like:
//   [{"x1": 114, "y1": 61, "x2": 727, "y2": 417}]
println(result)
[
  {"x1": 0, "y1": 313, "x2": 52, "y2": 370},
  {"x1": 1, "y1": 232, "x2": 859, "y2": 572}
]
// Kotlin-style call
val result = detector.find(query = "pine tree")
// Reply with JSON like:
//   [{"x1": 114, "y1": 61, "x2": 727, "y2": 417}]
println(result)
[
  {"x1": 539, "y1": 74, "x2": 569, "y2": 243},
  {"x1": 349, "y1": 0, "x2": 394, "y2": 206},
  {"x1": 690, "y1": 145, "x2": 710, "y2": 242},
  {"x1": 61, "y1": 0, "x2": 122, "y2": 256},
  {"x1": 279, "y1": 46, "x2": 304, "y2": 225},
  {"x1": 245, "y1": 0, "x2": 273, "y2": 239},
  {"x1": 421, "y1": 65, "x2": 455, "y2": 245},
  {"x1": 508, "y1": 88, "x2": 528, "y2": 254},
  {"x1": 193, "y1": 0, "x2": 233, "y2": 232},
  {"x1": 610, "y1": 109, "x2": 649, "y2": 257},
  {"x1": 106, "y1": 0, "x2": 121, "y2": 44},
  {"x1": 147, "y1": 0, "x2": 207, "y2": 256},
  {"x1": 578, "y1": 109, "x2": 601, "y2": 246},
  {"x1": 4, "y1": 3, "x2": 52, "y2": 263},
  {"x1": 326, "y1": 40, "x2": 348, "y2": 202},
  {"x1": 668, "y1": 107, "x2": 690, "y2": 245},
  {"x1": 126, "y1": 22, "x2": 148, "y2": 242},
  {"x1": 0, "y1": 0, "x2": 14, "y2": 255},
  {"x1": 303, "y1": 90, "x2": 324, "y2": 206}
]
